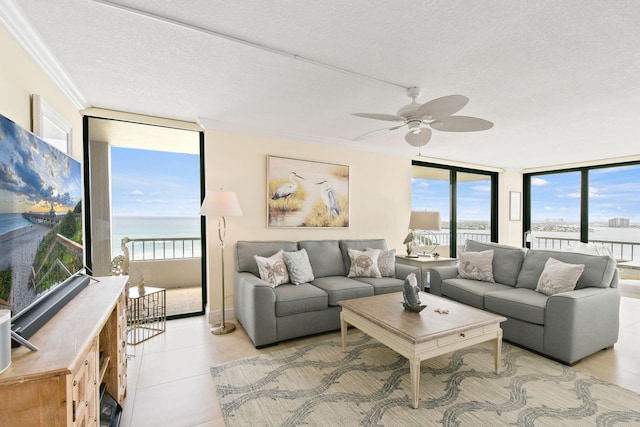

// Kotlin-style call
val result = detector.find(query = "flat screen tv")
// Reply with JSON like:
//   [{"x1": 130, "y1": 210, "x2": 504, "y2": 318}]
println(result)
[{"x1": 0, "y1": 113, "x2": 88, "y2": 344}]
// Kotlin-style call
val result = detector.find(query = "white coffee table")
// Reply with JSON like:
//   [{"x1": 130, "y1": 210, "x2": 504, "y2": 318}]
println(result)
[{"x1": 339, "y1": 292, "x2": 506, "y2": 409}]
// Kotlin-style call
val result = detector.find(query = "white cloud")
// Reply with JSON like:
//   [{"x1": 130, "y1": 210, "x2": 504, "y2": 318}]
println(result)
[
  {"x1": 130, "y1": 189, "x2": 143, "y2": 196},
  {"x1": 531, "y1": 178, "x2": 549, "y2": 186}
]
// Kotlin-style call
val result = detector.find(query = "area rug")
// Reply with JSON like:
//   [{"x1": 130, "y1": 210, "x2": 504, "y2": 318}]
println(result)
[{"x1": 210, "y1": 333, "x2": 640, "y2": 426}]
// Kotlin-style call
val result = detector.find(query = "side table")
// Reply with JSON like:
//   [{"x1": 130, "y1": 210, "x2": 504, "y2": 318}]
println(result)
[
  {"x1": 127, "y1": 286, "x2": 167, "y2": 344},
  {"x1": 395, "y1": 255, "x2": 457, "y2": 291}
]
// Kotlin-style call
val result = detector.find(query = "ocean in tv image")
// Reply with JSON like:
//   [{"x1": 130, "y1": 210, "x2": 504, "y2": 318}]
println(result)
[{"x1": 0, "y1": 114, "x2": 83, "y2": 315}]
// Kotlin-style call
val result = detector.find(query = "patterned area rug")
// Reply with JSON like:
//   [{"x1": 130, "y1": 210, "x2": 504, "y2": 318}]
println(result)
[{"x1": 210, "y1": 333, "x2": 640, "y2": 426}]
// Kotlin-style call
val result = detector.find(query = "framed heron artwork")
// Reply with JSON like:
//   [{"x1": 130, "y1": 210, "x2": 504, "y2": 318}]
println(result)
[{"x1": 267, "y1": 155, "x2": 349, "y2": 228}]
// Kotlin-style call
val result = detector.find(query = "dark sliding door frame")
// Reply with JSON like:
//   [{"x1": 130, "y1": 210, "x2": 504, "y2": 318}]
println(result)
[{"x1": 412, "y1": 160, "x2": 499, "y2": 257}]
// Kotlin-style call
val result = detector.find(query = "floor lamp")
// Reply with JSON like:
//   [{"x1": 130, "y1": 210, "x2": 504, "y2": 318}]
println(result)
[{"x1": 200, "y1": 190, "x2": 243, "y2": 335}]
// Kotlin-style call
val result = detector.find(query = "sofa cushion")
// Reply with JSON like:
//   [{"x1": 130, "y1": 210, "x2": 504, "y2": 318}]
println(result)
[
  {"x1": 441, "y1": 278, "x2": 513, "y2": 309},
  {"x1": 535, "y1": 257, "x2": 584, "y2": 296},
  {"x1": 235, "y1": 241, "x2": 299, "y2": 276},
  {"x1": 347, "y1": 248, "x2": 382, "y2": 278},
  {"x1": 254, "y1": 250, "x2": 289, "y2": 286},
  {"x1": 485, "y1": 288, "x2": 548, "y2": 325},
  {"x1": 516, "y1": 249, "x2": 616, "y2": 290},
  {"x1": 274, "y1": 283, "x2": 328, "y2": 317},
  {"x1": 339, "y1": 239, "x2": 388, "y2": 271},
  {"x1": 367, "y1": 247, "x2": 396, "y2": 277},
  {"x1": 283, "y1": 249, "x2": 315, "y2": 285},
  {"x1": 458, "y1": 249, "x2": 495, "y2": 282},
  {"x1": 299, "y1": 240, "x2": 346, "y2": 277},
  {"x1": 351, "y1": 276, "x2": 404, "y2": 295},
  {"x1": 311, "y1": 276, "x2": 374, "y2": 306},
  {"x1": 463, "y1": 240, "x2": 525, "y2": 286}
]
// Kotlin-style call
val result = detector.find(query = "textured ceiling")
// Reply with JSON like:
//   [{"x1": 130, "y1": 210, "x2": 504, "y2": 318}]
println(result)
[{"x1": 5, "y1": 0, "x2": 640, "y2": 169}]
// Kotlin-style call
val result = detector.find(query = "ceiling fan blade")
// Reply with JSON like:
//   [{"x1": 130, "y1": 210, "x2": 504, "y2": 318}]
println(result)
[
  {"x1": 416, "y1": 95, "x2": 469, "y2": 120},
  {"x1": 430, "y1": 116, "x2": 494, "y2": 132},
  {"x1": 353, "y1": 112, "x2": 406, "y2": 122},
  {"x1": 353, "y1": 123, "x2": 405, "y2": 141},
  {"x1": 404, "y1": 128, "x2": 432, "y2": 147}
]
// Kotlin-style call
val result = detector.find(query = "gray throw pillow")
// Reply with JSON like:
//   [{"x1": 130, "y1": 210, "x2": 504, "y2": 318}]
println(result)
[
  {"x1": 283, "y1": 248, "x2": 314, "y2": 285},
  {"x1": 253, "y1": 250, "x2": 289, "y2": 287},
  {"x1": 535, "y1": 257, "x2": 585, "y2": 296},
  {"x1": 367, "y1": 247, "x2": 396, "y2": 277},
  {"x1": 458, "y1": 249, "x2": 495, "y2": 282},
  {"x1": 347, "y1": 248, "x2": 382, "y2": 278}
]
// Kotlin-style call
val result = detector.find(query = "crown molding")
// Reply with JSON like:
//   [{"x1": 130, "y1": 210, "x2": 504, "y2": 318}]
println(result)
[{"x1": 0, "y1": 0, "x2": 89, "y2": 110}]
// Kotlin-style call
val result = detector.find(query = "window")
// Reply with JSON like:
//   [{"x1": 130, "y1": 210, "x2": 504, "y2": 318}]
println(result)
[
  {"x1": 524, "y1": 161, "x2": 640, "y2": 261},
  {"x1": 412, "y1": 161, "x2": 498, "y2": 257}
]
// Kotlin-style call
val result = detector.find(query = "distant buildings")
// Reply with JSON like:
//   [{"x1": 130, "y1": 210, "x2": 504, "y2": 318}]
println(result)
[{"x1": 608, "y1": 217, "x2": 630, "y2": 227}]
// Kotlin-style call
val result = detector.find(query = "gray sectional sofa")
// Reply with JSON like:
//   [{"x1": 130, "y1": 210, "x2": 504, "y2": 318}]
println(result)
[
  {"x1": 233, "y1": 239, "x2": 420, "y2": 347},
  {"x1": 430, "y1": 240, "x2": 621, "y2": 364}
]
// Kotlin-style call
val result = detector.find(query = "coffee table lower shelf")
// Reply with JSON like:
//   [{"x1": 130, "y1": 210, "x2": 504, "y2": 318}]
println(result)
[{"x1": 340, "y1": 306, "x2": 503, "y2": 409}]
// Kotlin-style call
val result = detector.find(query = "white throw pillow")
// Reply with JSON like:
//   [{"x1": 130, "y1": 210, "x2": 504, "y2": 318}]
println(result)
[
  {"x1": 347, "y1": 248, "x2": 382, "y2": 278},
  {"x1": 536, "y1": 257, "x2": 585, "y2": 296},
  {"x1": 458, "y1": 250, "x2": 495, "y2": 282},
  {"x1": 367, "y1": 247, "x2": 396, "y2": 277},
  {"x1": 282, "y1": 248, "x2": 315, "y2": 285},
  {"x1": 254, "y1": 250, "x2": 289, "y2": 287}
]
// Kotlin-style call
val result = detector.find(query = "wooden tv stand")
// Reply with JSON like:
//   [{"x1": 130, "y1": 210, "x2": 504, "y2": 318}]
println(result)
[{"x1": 0, "y1": 276, "x2": 128, "y2": 426}]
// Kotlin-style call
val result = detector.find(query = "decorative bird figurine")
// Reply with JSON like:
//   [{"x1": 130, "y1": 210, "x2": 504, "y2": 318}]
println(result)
[
  {"x1": 402, "y1": 273, "x2": 426, "y2": 312},
  {"x1": 272, "y1": 172, "x2": 304, "y2": 200},
  {"x1": 315, "y1": 180, "x2": 340, "y2": 217}
]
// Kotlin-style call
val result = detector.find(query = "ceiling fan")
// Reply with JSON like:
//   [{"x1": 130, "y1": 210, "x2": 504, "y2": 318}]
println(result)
[{"x1": 352, "y1": 87, "x2": 493, "y2": 148}]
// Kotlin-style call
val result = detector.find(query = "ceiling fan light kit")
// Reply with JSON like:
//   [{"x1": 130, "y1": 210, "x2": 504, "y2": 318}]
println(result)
[{"x1": 353, "y1": 87, "x2": 493, "y2": 149}]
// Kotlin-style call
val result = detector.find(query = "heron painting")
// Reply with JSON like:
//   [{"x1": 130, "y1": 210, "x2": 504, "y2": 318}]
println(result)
[{"x1": 268, "y1": 156, "x2": 349, "y2": 228}]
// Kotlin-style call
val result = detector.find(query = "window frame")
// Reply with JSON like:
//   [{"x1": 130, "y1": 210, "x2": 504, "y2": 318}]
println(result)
[{"x1": 412, "y1": 160, "x2": 498, "y2": 256}]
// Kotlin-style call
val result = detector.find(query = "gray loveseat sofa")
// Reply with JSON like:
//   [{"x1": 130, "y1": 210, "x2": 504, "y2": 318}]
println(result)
[
  {"x1": 233, "y1": 239, "x2": 419, "y2": 347},
  {"x1": 430, "y1": 240, "x2": 620, "y2": 364}
]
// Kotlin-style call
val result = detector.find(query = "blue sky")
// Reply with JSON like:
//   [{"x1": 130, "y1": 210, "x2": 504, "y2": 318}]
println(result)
[
  {"x1": 0, "y1": 115, "x2": 81, "y2": 214},
  {"x1": 412, "y1": 178, "x2": 492, "y2": 222},
  {"x1": 111, "y1": 147, "x2": 200, "y2": 217},
  {"x1": 412, "y1": 165, "x2": 640, "y2": 224},
  {"x1": 531, "y1": 165, "x2": 640, "y2": 222}
]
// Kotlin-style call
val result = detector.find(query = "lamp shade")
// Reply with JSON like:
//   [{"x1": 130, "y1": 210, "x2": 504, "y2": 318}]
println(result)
[
  {"x1": 200, "y1": 190, "x2": 243, "y2": 217},
  {"x1": 409, "y1": 211, "x2": 441, "y2": 231}
]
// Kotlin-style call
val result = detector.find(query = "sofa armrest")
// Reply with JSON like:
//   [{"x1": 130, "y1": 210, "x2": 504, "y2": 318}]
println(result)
[
  {"x1": 429, "y1": 265, "x2": 459, "y2": 296},
  {"x1": 544, "y1": 287, "x2": 620, "y2": 364},
  {"x1": 233, "y1": 271, "x2": 278, "y2": 347},
  {"x1": 394, "y1": 263, "x2": 422, "y2": 286}
]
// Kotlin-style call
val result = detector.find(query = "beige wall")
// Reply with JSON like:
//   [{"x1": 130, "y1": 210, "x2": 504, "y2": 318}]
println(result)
[
  {"x1": 0, "y1": 25, "x2": 83, "y2": 159},
  {"x1": 203, "y1": 129, "x2": 414, "y2": 319}
]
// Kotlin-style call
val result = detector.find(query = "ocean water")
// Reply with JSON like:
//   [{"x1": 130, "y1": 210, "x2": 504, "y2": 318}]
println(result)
[
  {"x1": 112, "y1": 216, "x2": 201, "y2": 257},
  {"x1": 0, "y1": 213, "x2": 35, "y2": 235}
]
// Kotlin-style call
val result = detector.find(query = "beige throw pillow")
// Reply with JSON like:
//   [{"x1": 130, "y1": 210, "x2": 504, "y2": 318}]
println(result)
[
  {"x1": 536, "y1": 257, "x2": 585, "y2": 296},
  {"x1": 254, "y1": 250, "x2": 289, "y2": 287},
  {"x1": 458, "y1": 249, "x2": 495, "y2": 282},
  {"x1": 347, "y1": 248, "x2": 382, "y2": 278},
  {"x1": 367, "y1": 247, "x2": 396, "y2": 277}
]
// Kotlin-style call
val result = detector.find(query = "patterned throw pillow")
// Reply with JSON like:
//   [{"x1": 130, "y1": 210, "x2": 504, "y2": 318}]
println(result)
[
  {"x1": 458, "y1": 249, "x2": 495, "y2": 282},
  {"x1": 367, "y1": 247, "x2": 396, "y2": 277},
  {"x1": 282, "y1": 248, "x2": 315, "y2": 285},
  {"x1": 254, "y1": 250, "x2": 289, "y2": 287},
  {"x1": 347, "y1": 248, "x2": 382, "y2": 278},
  {"x1": 536, "y1": 257, "x2": 585, "y2": 296}
]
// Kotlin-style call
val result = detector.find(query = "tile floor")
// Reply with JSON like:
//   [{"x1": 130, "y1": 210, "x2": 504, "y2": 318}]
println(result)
[{"x1": 120, "y1": 296, "x2": 640, "y2": 427}]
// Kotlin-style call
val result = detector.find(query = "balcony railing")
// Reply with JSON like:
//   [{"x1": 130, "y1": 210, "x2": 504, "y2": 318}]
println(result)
[
  {"x1": 420, "y1": 231, "x2": 639, "y2": 261},
  {"x1": 124, "y1": 237, "x2": 202, "y2": 261},
  {"x1": 531, "y1": 236, "x2": 639, "y2": 261}
]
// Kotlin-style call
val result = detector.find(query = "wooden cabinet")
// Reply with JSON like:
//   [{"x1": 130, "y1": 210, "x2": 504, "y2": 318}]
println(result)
[{"x1": 0, "y1": 276, "x2": 128, "y2": 427}]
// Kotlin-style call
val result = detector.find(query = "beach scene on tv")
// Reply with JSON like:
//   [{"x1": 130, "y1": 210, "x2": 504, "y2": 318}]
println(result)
[{"x1": 0, "y1": 114, "x2": 83, "y2": 315}]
